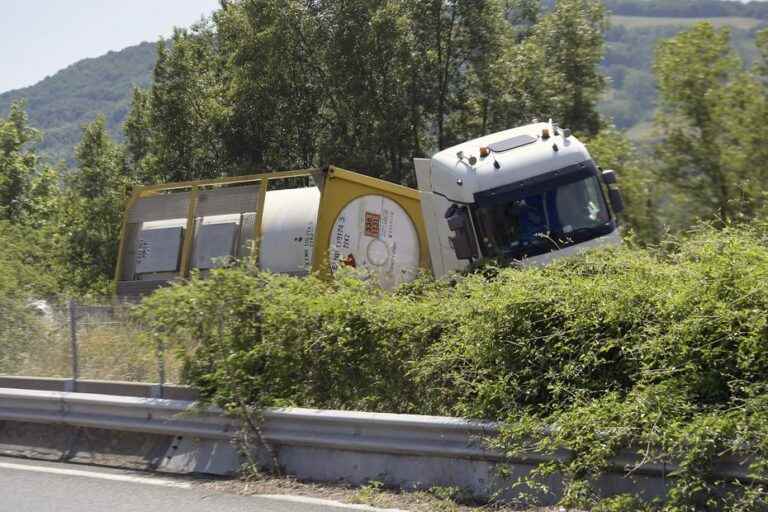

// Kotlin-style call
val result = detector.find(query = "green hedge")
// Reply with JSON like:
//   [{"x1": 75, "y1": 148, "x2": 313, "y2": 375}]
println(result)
[{"x1": 138, "y1": 222, "x2": 768, "y2": 510}]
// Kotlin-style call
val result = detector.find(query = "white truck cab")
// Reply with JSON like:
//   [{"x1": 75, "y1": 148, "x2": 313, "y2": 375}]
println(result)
[{"x1": 415, "y1": 121, "x2": 623, "y2": 276}]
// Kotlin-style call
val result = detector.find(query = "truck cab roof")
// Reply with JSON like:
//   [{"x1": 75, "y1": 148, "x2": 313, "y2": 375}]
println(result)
[{"x1": 429, "y1": 122, "x2": 592, "y2": 204}]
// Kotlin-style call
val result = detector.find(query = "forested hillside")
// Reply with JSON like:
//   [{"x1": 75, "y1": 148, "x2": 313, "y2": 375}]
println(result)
[
  {"x1": 604, "y1": 0, "x2": 768, "y2": 18},
  {"x1": 0, "y1": 42, "x2": 155, "y2": 164},
  {"x1": 599, "y1": 15, "x2": 766, "y2": 139}
]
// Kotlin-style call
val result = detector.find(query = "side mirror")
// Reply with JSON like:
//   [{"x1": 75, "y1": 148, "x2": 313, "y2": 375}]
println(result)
[
  {"x1": 601, "y1": 169, "x2": 618, "y2": 185},
  {"x1": 444, "y1": 204, "x2": 479, "y2": 260},
  {"x1": 608, "y1": 186, "x2": 625, "y2": 214}
]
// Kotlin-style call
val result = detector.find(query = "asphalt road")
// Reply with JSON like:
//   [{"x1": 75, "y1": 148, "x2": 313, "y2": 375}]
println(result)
[{"x1": 0, "y1": 457, "x2": 395, "y2": 512}]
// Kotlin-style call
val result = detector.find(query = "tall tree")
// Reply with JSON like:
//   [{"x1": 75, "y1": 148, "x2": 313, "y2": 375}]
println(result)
[
  {"x1": 531, "y1": 0, "x2": 606, "y2": 135},
  {"x1": 0, "y1": 102, "x2": 41, "y2": 222},
  {"x1": 653, "y1": 23, "x2": 743, "y2": 222},
  {"x1": 57, "y1": 117, "x2": 132, "y2": 293},
  {"x1": 216, "y1": 0, "x2": 327, "y2": 172},
  {"x1": 500, "y1": 0, "x2": 607, "y2": 135},
  {"x1": 316, "y1": 0, "x2": 425, "y2": 183},
  {"x1": 126, "y1": 23, "x2": 228, "y2": 184}
]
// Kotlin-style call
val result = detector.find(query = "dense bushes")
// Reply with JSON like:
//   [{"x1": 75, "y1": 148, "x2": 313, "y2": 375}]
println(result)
[{"x1": 138, "y1": 222, "x2": 768, "y2": 509}]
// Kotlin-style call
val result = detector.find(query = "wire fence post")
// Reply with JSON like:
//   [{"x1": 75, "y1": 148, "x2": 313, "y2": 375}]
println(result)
[
  {"x1": 156, "y1": 337, "x2": 166, "y2": 398},
  {"x1": 68, "y1": 299, "x2": 79, "y2": 391}
]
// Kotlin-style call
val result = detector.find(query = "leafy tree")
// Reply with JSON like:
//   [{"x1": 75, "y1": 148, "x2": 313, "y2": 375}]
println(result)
[
  {"x1": 315, "y1": 0, "x2": 423, "y2": 183},
  {"x1": 123, "y1": 87, "x2": 154, "y2": 181},
  {"x1": 524, "y1": 0, "x2": 607, "y2": 135},
  {"x1": 126, "y1": 25, "x2": 228, "y2": 184},
  {"x1": 653, "y1": 23, "x2": 768, "y2": 223},
  {"x1": 405, "y1": 0, "x2": 517, "y2": 149},
  {"x1": 56, "y1": 117, "x2": 132, "y2": 293},
  {"x1": 756, "y1": 27, "x2": 768, "y2": 77},
  {"x1": 0, "y1": 102, "x2": 41, "y2": 221},
  {"x1": 216, "y1": 0, "x2": 327, "y2": 173}
]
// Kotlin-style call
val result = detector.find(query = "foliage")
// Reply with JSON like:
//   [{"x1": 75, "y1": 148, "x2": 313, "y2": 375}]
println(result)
[
  {"x1": 0, "y1": 101, "x2": 45, "y2": 222},
  {"x1": 1, "y1": 1, "x2": 764, "y2": 166},
  {"x1": 125, "y1": 27, "x2": 227, "y2": 183},
  {"x1": 53, "y1": 117, "x2": 134, "y2": 294},
  {"x1": 137, "y1": 268, "x2": 450, "y2": 412},
  {"x1": 139, "y1": 221, "x2": 768, "y2": 509},
  {"x1": 523, "y1": 0, "x2": 607, "y2": 135},
  {"x1": 654, "y1": 23, "x2": 768, "y2": 225},
  {"x1": 126, "y1": 0, "x2": 607, "y2": 186}
]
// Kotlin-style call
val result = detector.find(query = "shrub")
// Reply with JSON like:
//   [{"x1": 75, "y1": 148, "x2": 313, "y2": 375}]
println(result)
[{"x1": 138, "y1": 220, "x2": 768, "y2": 510}]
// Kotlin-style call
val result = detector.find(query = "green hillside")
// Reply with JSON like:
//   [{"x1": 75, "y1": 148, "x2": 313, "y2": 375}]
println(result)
[
  {"x1": 598, "y1": 14, "x2": 766, "y2": 140},
  {"x1": 0, "y1": 42, "x2": 157, "y2": 165}
]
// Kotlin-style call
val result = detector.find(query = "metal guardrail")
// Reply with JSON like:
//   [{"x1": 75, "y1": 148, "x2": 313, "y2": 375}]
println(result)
[
  {"x1": 0, "y1": 378, "x2": 754, "y2": 504},
  {"x1": 0, "y1": 386, "x2": 499, "y2": 460},
  {"x1": 0, "y1": 388, "x2": 234, "y2": 440},
  {"x1": 0, "y1": 382, "x2": 527, "y2": 497},
  {"x1": 261, "y1": 407, "x2": 501, "y2": 462}
]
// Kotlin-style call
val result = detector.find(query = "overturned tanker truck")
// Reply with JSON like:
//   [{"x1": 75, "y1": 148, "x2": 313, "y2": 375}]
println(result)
[{"x1": 115, "y1": 121, "x2": 624, "y2": 298}]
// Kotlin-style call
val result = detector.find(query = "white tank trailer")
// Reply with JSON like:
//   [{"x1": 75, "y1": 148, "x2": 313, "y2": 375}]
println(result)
[{"x1": 115, "y1": 121, "x2": 624, "y2": 297}]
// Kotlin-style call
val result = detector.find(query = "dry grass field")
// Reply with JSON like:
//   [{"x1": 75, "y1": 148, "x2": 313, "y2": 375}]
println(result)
[
  {"x1": 611, "y1": 15, "x2": 765, "y2": 30},
  {"x1": 7, "y1": 309, "x2": 183, "y2": 383}
]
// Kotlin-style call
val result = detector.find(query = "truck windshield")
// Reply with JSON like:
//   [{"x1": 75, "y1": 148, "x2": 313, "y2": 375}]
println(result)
[{"x1": 472, "y1": 162, "x2": 614, "y2": 261}]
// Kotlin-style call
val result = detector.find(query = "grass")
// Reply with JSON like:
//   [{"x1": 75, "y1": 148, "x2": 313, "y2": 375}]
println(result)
[
  {"x1": 7, "y1": 311, "x2": 183, "y2": 383},
  {"x1": 610, "y1": 15, "x2": 765, "y2": 30}
]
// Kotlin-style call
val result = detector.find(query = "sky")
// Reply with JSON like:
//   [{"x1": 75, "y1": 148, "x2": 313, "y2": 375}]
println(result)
[{"x1": 0, "y1": 0, "x2": 221, "y2": 94}]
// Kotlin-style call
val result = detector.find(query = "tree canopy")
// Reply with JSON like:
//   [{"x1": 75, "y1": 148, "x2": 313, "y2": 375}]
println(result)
[{"x1": 126, "y1": 0, "x2": 608, "y2": 186}]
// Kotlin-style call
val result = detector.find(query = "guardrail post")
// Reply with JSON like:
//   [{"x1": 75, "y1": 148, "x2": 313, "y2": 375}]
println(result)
[{"x1": 68, "y1": 299, "x2": 79, "y2": 391}]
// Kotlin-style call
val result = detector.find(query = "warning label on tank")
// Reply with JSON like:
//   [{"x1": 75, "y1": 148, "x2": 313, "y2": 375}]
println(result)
[
  {"x1": 329, "y1": 195, "x2": 420, "y2": 289},
  {"x1": 364, "y1": 212, "x2": 381, "y2": 238}
]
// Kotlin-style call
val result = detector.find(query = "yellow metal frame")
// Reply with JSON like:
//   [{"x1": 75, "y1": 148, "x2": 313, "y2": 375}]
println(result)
[
  {"x1": 114, "y1": 187, "x2": 140, "y2": 285},
  {"x1": 311, "y1": 165, "x2": 430, "y2": 277},
  {"x1": 134, "y1": 168, "x2": 319, "y2": 196},
  {"x1": 114, "y1": 168, "x2": 319, "y2": 287}
]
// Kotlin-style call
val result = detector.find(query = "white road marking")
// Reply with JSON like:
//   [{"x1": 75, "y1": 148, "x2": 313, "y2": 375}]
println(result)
[
  {"x1": 0, "y1": 460, "x2": 407, "y2": 510},
  {"x1": 0, "y1": 461, "x2": 192, "y2": 488},
  {"x1": 256, "y1": 494, "x2": 408, "y2": 511}
]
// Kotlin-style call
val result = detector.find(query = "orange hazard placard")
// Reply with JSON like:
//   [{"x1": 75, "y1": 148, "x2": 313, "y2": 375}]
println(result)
[{"x1": 364, "y1": 211, "x2": 381, "y2": 238}]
